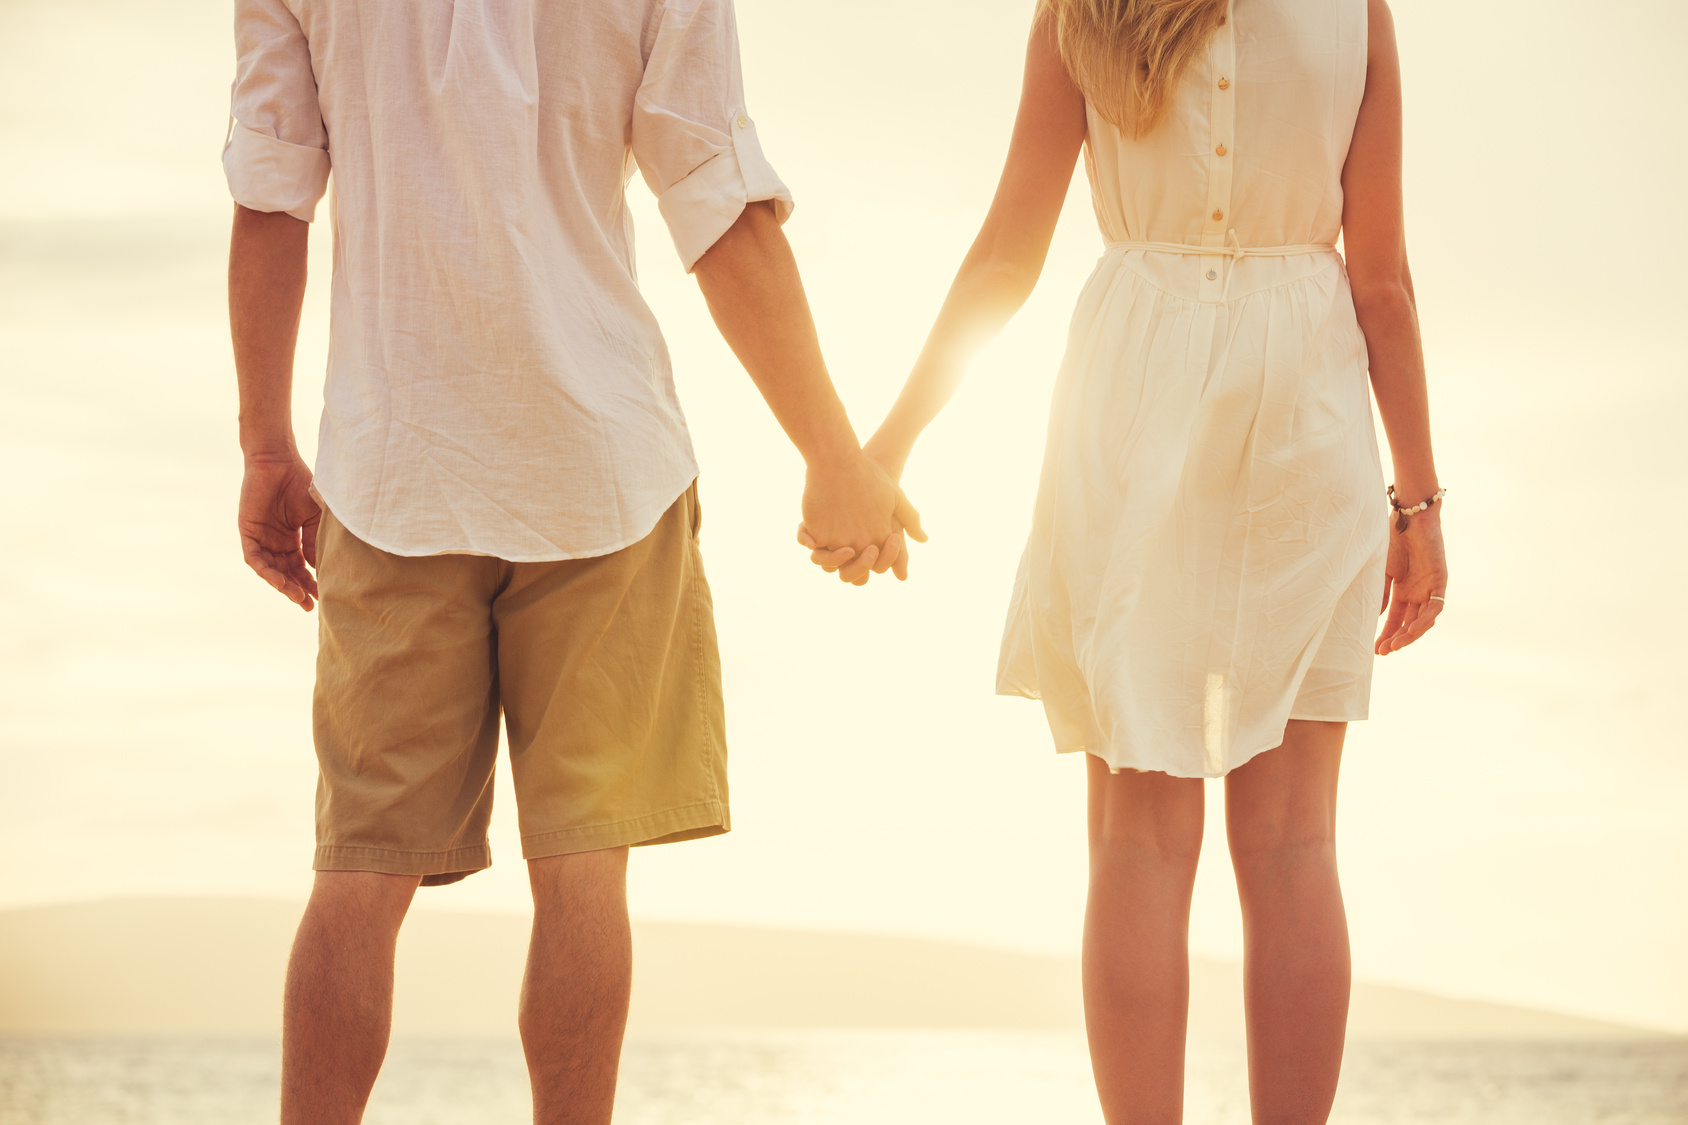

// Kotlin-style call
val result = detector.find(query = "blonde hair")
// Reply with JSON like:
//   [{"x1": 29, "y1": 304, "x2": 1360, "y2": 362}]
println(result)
[{"x1": 1043, "y1": 0, "x2": 1229, "y2": 138}]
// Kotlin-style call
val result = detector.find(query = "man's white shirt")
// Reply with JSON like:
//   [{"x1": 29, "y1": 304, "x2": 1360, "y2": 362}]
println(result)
[{"x1": 225, "y1": 0, "x2": 792, "y2": 559}]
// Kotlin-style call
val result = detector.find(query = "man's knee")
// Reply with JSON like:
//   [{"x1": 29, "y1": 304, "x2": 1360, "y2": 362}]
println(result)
[
  {"x1": 304, "y1": 870, "x2": 421, "y2": 929},
  {"x1": 529, "y1": 847, "x2": 630, "y2": 912}
]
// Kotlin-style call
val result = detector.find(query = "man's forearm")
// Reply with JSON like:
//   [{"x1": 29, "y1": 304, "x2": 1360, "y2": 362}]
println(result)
[
  {"x1": 230, "y1": 205, "x2": 311, "y2": 459},
  {"x1": 691, "y1": 201, "x2": 860, "y2": 468}
]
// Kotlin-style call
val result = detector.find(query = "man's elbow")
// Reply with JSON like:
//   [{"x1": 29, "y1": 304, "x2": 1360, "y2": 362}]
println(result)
[
  {"x1": 692, "y1": 199, "x2": 785, "y2": 279},
  {"x1": 233, "y1": 203, "x2": 309, "y2": 233}
]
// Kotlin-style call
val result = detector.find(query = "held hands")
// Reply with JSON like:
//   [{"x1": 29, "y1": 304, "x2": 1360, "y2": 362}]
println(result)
[
  {"x1": 239, "y1": 452, "x2": 322, "y2": 611},
  {"x1": 796, "y1": 444, "x2": 924, "y2": 585},
  {"x1": 1376, "y1": 505, "x2": 1447, "y2": 654}
]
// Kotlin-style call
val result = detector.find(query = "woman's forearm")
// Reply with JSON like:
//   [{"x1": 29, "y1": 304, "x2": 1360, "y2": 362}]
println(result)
[
  {"x1": 1353, "y1": 274, "x2": 1439, "y2": 502},
  {"x1": 868, "y1": 243, "x2": 1043, "y2": 475},
  {"x1": 865, "y1": 11, "x2": 1085, "y2": 479}
]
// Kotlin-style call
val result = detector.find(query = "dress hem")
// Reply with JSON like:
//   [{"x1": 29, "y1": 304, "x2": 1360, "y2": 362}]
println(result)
[{"x1": 1045, "y1": 712, "x2": 1368, "y2": 779}]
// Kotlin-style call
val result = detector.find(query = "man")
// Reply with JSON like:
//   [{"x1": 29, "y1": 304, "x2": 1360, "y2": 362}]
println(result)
[{"x1": 225, "y1": 1, "x2": 917, "y2": 1121}]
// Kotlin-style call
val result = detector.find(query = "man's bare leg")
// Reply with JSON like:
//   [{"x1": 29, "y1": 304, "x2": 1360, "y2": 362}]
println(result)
[
  {"x1": 520, "y1": 847, "x2": 632, "y2": 1125},
  {"x1": 1226, "y1": 720, "x2": 1350, "y2": 1125},
  {"x1": 1082, "y1": 755, "x2": 1206, "y2": 1125},
  {"x1": 281, "y1": 870, "x2": 421, "y2": 1125}
]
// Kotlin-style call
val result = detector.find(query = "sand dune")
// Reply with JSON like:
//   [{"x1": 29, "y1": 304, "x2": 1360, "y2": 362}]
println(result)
[{"x1": 0, "y1": 899, "x2": 1663, "y2": 1039}]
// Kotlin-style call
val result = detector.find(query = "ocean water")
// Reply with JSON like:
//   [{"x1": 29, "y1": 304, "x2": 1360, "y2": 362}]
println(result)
[{"x1": 2, "y1": 1031, "x2": 1684, "y2": 1125}]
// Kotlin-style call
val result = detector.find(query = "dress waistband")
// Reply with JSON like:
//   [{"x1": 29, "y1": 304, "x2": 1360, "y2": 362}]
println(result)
[{"x1": 1104, "y1": 230, "x2": 1338, "y2": 300}]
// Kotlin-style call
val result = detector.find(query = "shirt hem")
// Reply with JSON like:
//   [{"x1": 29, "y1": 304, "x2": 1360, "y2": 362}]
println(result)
[{"x1": 311, "y1": 472, "x2": 698, "y2": 563}]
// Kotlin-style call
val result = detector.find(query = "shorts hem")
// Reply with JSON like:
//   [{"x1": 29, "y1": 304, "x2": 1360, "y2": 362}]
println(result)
[
  {"x1": 313, "y1": 843, "x2": 491, "y2": 882},
  {"x1": 521, "y1": 800, "x2": 730, "y2": 859}
]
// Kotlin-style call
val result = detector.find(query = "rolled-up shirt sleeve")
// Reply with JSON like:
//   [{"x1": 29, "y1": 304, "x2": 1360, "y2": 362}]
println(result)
[
  {"x1": 223, "y1": 0, "x2": 330, "y2": 222},
  {"x1": 631, "y1": 0, "x2": 794, "y2": 272}
]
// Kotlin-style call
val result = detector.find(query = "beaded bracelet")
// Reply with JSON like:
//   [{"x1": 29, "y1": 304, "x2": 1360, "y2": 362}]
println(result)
[{"x1": 1387, "y1": 485, "x2": 1446, "y2": 517}]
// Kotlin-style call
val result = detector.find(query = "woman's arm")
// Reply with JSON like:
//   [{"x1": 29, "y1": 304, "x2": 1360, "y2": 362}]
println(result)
[
  {"x1": 862, "y1": 11, "x2": 1087, "y2": 479},
  {"x1": 1341, "y1": 0, "x2": 1448, "y2": 653}
]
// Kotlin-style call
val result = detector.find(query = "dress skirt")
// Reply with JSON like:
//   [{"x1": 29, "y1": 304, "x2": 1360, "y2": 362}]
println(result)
[{"x1": 996, "y1": 246, "x2": 1390, "y2": 778}]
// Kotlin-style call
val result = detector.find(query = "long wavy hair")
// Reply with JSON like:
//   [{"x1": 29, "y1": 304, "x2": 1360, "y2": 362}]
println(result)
[{"x1": 1043, "y1": 0, "x2": 1229, "y2": 138}]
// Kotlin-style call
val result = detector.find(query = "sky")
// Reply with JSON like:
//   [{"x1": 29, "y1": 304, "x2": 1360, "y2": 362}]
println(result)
[{"x1": 1, "y1": 0, "x2": 1684, "y2": 1033}]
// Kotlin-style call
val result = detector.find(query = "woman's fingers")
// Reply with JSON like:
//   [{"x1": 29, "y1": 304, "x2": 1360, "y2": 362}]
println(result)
[
  {"x1": 873, "y1": 531, "x2": 903, "y2": 575},
  {"x1": 810, "y1": 546, "x2": 855, "y2": 572},
  {"x1": 837, "y1": 544, "x2": 879, "y2": 584},
  {"x1": 1375, "y1": 591, "x2": 1410, "y2": 654},
  {"x1": 893, "y1": 489, "x2": 927, "y2": 543},
  {"x1": 1378, "y1": 596, "x2": 1445, "y2": 653},
  {"x1": 1392, "y1": 599, "x2": 1443, "y2": 650}
]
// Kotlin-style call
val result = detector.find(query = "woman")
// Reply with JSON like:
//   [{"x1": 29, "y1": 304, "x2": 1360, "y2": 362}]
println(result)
[{"x1": 810, "y1": 0, "x2": 1447, "y2": 1120}]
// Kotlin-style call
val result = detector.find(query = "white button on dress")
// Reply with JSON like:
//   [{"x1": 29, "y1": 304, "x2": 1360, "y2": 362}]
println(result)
[{"x1": 995, "y1": 0, "x2": 1388, "y2": 777}]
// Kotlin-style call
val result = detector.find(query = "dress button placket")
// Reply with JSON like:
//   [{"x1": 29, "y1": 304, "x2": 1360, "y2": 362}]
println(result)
[{"x1": 1200, "y1": 0, "x2": 1238, "y2": 303}]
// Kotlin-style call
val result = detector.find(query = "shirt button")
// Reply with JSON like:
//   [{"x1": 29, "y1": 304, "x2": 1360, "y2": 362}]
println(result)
[
  {"x1": 1216, "y1": 144, "x2": 1227, "y2": 156},
  {"x1": 1218, "y1": 77, "x2": 1230, "y2": 90},
  {"x1": 1212, "y1": 209, "x2": 1224, "y2": 221},
  {"x1": 1206, "y1": 269, "x2": 1218, "y2": 280},
  {"x1": 736, "y1": 115, "x2": 748, "y2": 129}
]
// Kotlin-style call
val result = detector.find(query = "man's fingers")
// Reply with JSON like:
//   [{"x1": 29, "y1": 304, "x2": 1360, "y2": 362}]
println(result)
[
  {"x1": 250, "y1": 557, "x2": 311, "y2": 610},
  {"x1": 1378, "y1": 574, "x2": 1393, "y2": 616},
  {"x1": 243, "y1": 530, "x2": 317, "y2": 610},
  {"x1": 292, "y1": 558, "x2": 321, "y2": 600},
  {"x1": 797, "y1": 524, "x2": 820, "y2": 550},
  {"x1": 893, "y1": 490, "x2": 927, "y2": 543},
  {"x1": 279, "y1": 546, "x2": 319, "y2": 599},
  {"x1": 303, "y1": 512, "x2": 321, "y2": 569}
]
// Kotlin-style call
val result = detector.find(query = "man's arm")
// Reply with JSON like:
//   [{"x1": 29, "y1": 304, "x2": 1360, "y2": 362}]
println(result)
[
  {"x1": 691, "y1": 201, "x2": 923, "y2": 583},
  {"x1": 229, "y1": 203, "x2": 320, "y2": 610}
]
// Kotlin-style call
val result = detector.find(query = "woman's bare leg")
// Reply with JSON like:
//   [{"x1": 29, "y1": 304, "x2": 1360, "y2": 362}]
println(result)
[
  {"x1": 1083, "y1": 753, "x2": 1206, "y2": 1124},
  {"x1": 1225, "y1": 720, "x2": 1350, "y2": 1125}
]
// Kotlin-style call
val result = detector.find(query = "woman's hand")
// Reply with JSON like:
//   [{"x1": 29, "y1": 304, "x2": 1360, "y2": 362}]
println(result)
[{"x1": 1375, "y1": 507, "x2": 1447, "y2": 654}]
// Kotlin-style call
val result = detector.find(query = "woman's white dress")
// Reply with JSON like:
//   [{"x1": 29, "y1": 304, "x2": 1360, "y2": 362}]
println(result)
[{"x1": 996, "y1": 0, "x2": 1389, "y2": 777}]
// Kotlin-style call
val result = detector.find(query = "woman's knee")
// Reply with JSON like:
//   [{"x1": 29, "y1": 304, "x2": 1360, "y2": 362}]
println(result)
[
  {"x1": 1086, "y1": 755, "x2": 1205, "y2": 864},
  {"x1": 1223, "y1": 722, "x2": 1344, "y2": 858}
]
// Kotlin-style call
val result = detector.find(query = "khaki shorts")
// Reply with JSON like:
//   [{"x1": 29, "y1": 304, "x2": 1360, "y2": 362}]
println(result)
[{"x1": 311, "y1": 482, "x2": 728, "y2": 886}]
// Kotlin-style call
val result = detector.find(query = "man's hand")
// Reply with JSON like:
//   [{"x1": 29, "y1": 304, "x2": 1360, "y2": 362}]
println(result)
[
  {"x1": 240, "y1": 453, "x2": 321, "y2": 611},
  {"x1": 797, "y1": 451, "x2": 924, "y2": 585},
  {"x1": 691, "y1": 203, "x2": 931, "y2": 585},
  {"x1": 230, "y1": 204, "x2": 314, "y2": 608}
]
